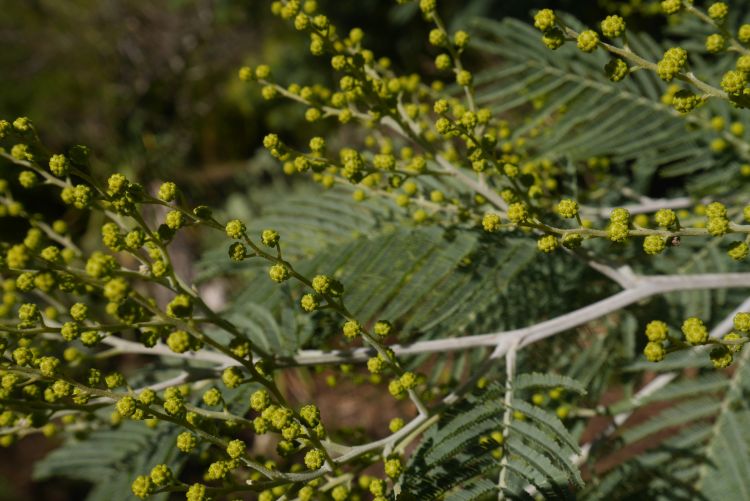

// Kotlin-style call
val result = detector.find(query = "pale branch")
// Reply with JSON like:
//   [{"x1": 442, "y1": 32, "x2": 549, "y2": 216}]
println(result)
[
  {"x1": 378, "y1": 116, "x2": 509, "y2": 212},
  {"x1": 495, "y1": 272, "x2": 750, "y2": 357},
  {"x1": 66, "y1": 272, "x2": 750, "y2": 477},
  {"x1": 579, "y1": 196, "x2": 698, "y2": 218},
  {"x1": 93, "y1": 273, "x2": 750, "y2": 367},
  {"x1": 326, "y1": 412, "x2": 429, "y2": 463},
  {"x1": 434, "y1": 154, "x2": 509, "y2": 211},
  {"x1": 497, "y1": 343, "x2": 518, "y2": 499},
  {"x1": 573, "y1": 294, "x2": 750, "y2": 467},
  {"x1": 575, "y1": 258, "x2": 638, "y2": 290}
]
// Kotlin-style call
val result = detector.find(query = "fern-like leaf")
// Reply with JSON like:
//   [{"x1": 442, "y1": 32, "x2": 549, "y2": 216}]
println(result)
[{"x1": 515, "y1": 373, "x2": 587, "y2": 395}]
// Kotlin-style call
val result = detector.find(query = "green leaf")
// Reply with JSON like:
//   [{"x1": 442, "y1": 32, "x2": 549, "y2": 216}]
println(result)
[
  {"x1": 33, "y1": 420, "x2": 183, "y2": 501},
  {"x1": 507, "y1": 420, "x2": 583, "y2": 487},
  {"x1": 444, "y1": 478, "x2": 498, "y2": 501},
  {"x1": 509, "y1": 399, "x2": 580, "y2": 453},
  {"x1": 470, "y1": 16, "x2": 737, "y2": 198},
  {"x1": 696, "y1": 349, "x2": 750, "y2": 499},
  {"x1": 515, "y1": 373, "x2": 587, "y2": 395},
  {"x1": 402, "y1": 375, "x2": 583, "y2": 498},
  {"x1": 622, "y1": 396, "x2": 721, "y2": 444},
  {"x1": 506, "y1": 437, "x2": 568, "y2": 489}
]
